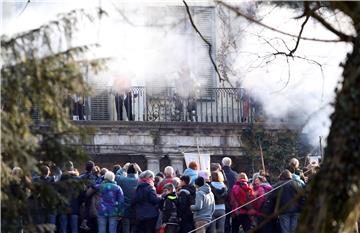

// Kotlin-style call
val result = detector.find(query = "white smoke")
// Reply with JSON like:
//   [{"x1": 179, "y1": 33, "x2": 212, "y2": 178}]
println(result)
[
  {"x1": 2, "y1": 1, "x2": 354, "y2": 146},
  {"x1": 224, "y1": 4, "x2": 354, "y2": 146}
]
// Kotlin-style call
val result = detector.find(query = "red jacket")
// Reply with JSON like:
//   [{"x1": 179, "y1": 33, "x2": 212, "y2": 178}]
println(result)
[
  {"x1": 156, "y1": 176, "x2": 178, "y2": 194},
  {"x1": 230, "y1": 179, "x2": 255, "y2": 216},
  {"x1": 253, "y1": 183, "x2": 273, "y2": 216}
]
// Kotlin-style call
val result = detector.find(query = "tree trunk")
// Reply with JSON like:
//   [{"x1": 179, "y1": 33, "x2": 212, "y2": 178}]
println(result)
[{"x1": 297, "y1": 33, "x2": 360, "y2": 233}]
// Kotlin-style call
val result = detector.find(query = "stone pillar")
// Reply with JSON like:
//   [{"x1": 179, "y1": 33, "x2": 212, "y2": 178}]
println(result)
[
  {"x1": 145, "y1": 155, "x2": 160, "y2": 174},
  {"x1": 169, "y1": 154, "x2": 184, "y2": 174}
]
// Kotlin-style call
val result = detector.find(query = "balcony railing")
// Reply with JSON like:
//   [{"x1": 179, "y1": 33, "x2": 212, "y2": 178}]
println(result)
[{"x1": 68, "y1": 87, "x2": 255, "y2": 124}]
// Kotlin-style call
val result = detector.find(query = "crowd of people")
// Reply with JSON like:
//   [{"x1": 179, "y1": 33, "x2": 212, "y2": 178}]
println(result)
[{"x1": 9, "y1": 157, "x2": 320, "y2": 233}]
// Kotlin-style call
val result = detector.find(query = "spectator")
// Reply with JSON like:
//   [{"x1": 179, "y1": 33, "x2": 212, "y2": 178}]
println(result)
[
  {"x1": 134, "y1": 170, "x2": 162, "y2": 233},
  {"x1": 116, "y1": 163, "x2": 131, "y2": 178},
  {"x1": 222, "y1": 157, "x2": 238, "y2": 233},
  {"x1": 113, "y1": 164, "x2": 122, "y2": 175},
  {"x1": 230, "y1": 173, "x2": 255, "y2": 233},
  {"x1": 79, "y1": 161, "x2": 98, "y2": 233},
  {"x1": 210, "y1": 163, "x2": 222, "y2": 172},
  {"x1": 288, "y1": 158, "x2": 306, "y2": 187},
  {"x1": 252, "y1": 174, "x2": 274, "y2": 233},
  {"x1": 191, "y1": 177, "x2": 215, "y2": 233},
  {"x1": 92, "y1": 165, "x2": 103, "y2": 184},
  {"x1": 133, "y1": 163, "x2": 142, "y2": 174},
  {"x1": 183, "y1": 161, "x2": 199, "y2": 185},
  {"x1": 221, "y1": 157, "x2": 238, "y2": 191},
  {"x1": 177, "y1": 175, "x2": 196, "y2": 233},
  {"x1": 117, "y1": 164, "x2": 139, "y2": 233},
  {"x1": 59, "y1": 161, "x2": 81, "y2": 233},
  {"x1": 198, "y1": 170, "x2": 211, "y2": 183},
  {"x1": 273, "y1": 170, "x2": 304, "y2": 233},
  {"x1": 156, "y1": 166, "x2": 178, "y2": 194},
  {"x1": 9, "y1": 167, "x2": 31, "y2": 233},
  {"x1": 93, "y1": 171, "x2": 124, "y2": 233},
  {"x1": 209, "y1": 171, "x2": 228, "y2": 233},
  {"x1": 32, "y1": 165, "x2": 57, "y2": 233},
  {"x1": 161, "y1": 183, "x2": 179, "y2": 233}
]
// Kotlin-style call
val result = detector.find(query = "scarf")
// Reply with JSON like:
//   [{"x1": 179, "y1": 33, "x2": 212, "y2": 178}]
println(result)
[{"x1": 139, "y1": 177, "x2": 154, "y2": 186}]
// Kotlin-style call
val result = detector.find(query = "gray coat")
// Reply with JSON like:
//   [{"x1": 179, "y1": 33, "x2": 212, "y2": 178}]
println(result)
[{"x1": 191, "y1": 184, "x2": 215, "y2": 222}]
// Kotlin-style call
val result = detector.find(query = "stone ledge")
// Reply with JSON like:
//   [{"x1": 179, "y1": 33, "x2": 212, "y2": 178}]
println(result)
[{"x1": 73, "y1": 120, "x2": 299, "y2": 130}]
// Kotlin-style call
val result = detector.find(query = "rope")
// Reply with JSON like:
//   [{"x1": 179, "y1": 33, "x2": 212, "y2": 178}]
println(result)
[{"x1": 187, "y1": 170, "x2": 310, "y2": 233}]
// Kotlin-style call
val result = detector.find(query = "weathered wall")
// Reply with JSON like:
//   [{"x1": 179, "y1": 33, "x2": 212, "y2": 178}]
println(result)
[{"x1": 76, "y1": 121, "x2": 296, "y2": 173}]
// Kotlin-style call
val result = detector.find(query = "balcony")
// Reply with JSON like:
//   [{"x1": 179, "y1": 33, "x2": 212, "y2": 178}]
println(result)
[{"x1": 69, "y1": 86, "x2": 255, "y2": 124}]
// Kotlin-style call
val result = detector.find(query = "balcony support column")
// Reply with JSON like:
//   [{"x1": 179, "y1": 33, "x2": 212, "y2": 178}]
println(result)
[
  {"x1": 169, "y1": 154, "x2": 184, "y2": 174},
  {"x1": 145, "y1": 155, "x2": 160, "y2": 174}
]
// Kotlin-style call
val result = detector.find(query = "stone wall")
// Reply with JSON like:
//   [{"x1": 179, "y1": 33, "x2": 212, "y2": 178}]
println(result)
[{"x1": 76, "y1": 121, "x2": 296, "y2": 174}]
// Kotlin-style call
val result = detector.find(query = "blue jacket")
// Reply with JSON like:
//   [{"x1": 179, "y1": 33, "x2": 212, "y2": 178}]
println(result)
[
  {"x1": 183, "y1": 168, "x2": 198, "y2": 185},
  {"x1": 134, "y1": 182, "x2": 161, "y2": 220},
  {"x1": 94, "y1": 180, "x2": 124, "y2": 217},
  {"x1": 190, "y1": 184, "x2": 215, "y2": 222},
  {"x1": 116, "y1": 173, "x2": 138, "y2": 218}
]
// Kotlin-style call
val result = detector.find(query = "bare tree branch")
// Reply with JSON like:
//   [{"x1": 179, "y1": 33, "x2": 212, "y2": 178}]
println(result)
[
  {"x1": 216, "y1": 1, "x2": 346, "y2": 43},
  {"x1": 183, "y1": 0, "x2": 233, "y2": 87},
  {"x1": 308, "y1": 10, "x2": 354, "y2": 42},
  {"x1": 17, "y1": 0, "x2": 31, "y2": 17},
  {"x1": 289, "y1": 2, "x2": 311, "y2": 55}
]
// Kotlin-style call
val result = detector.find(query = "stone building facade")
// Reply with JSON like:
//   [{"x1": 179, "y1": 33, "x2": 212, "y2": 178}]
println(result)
[{"x1": 77, "y1": 121, "x2": 296, "y2": 173}]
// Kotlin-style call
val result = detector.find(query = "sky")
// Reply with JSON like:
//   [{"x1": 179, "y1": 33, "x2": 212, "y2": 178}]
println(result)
[{"x1": 1, "y1": 0, "x2": 354, "y2": 148}]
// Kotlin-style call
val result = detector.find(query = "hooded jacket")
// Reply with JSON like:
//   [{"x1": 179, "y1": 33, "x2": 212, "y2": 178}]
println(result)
[
  {"x1": 177, "y1": 184, "x2": 196, "y2": 221},
  {"x1": 230, "y1": 179, "x2": 255, "y2": 215},
  {"x1": 190, "y1": 184, "x2": 215, "y2": 222},
  {"x1": 183, "y1": 168, "x2": 198, "y2": 185},
  {"x1": 252, "y1": 182, "x2": 272, "y2": 216},
  {"x1": 161, "y1": 192, "x2": 178, "y2": 224},
  {"x1": 210, "y1": 182, "x2": 228, "y2": 208}
]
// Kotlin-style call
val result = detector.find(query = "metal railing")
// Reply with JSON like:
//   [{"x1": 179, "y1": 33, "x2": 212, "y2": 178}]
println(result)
[{"x1": 68, "y1": 86, "x2": 255, "y2": 124}]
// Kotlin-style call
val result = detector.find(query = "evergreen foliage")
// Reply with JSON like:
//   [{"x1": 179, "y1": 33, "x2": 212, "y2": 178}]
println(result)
[{"x1": 1, "y1": 9, "x2": 106, "y2": 232}]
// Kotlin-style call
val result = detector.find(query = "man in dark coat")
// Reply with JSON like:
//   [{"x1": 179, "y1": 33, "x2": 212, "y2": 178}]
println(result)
[
  {"x1": 115, "y1": 91, "x2": 136, "y2": 121},
  {"x1": 59, "y1": 161, "x2": 81, "y2": 233},
  {"x1": 221, "y1": 157, "x2": 238, "y2": 233},
  {"x1": 177, "y1": 175, "x2": 196, "y2": 233},
  {"x1": 273, "y1": 170, "x2": 304, "y2": 233}
]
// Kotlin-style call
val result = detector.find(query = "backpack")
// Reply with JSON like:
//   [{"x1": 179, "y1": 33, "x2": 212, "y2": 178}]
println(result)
[{"x1": 162, "y1": 196, "x2": 179, "y2": 225}]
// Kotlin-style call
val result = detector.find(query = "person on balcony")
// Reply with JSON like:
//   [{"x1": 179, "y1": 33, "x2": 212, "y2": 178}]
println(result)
[
  {"x1": 115, "y1": 90, "x2": 136, "y2": 121},
  {"x1": 70, "y1": 95, "x2": 85, "y2": 120},
  {"x1": 173, "y1": 93, "x2": 184, "y2": 121},
  {"x1": 187, "y1": 96, "x2": 197, "y2": 122}
]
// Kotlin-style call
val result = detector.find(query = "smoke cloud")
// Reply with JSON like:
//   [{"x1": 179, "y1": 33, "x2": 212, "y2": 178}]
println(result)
[
  {"x1": 2, "y1": 1, "x2": 354, "y2": 147},
  {"x1": 225, "y1": 4, "x2": 353, "y2": 146}
]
